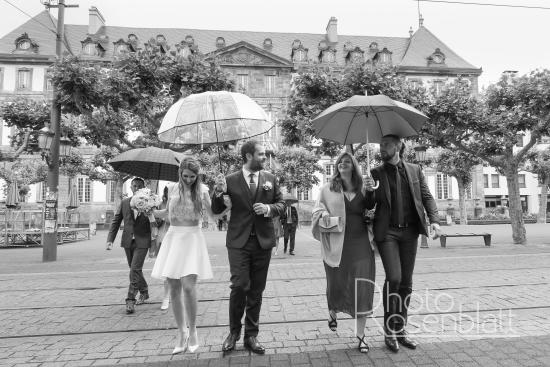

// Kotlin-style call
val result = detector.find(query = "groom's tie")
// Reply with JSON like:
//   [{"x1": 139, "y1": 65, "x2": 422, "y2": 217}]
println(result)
[{"x1": 249, "y1": 173, "x2": 257, "y2": 195}]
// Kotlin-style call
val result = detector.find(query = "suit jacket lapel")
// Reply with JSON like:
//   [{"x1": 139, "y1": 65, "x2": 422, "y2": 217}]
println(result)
[{"x1": 404, "y1": 163, "x2": 419, "y2": 204}]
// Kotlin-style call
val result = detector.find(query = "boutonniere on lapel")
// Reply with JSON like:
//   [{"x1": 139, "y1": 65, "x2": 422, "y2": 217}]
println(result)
[{"x1": 263, "y1": 181, "x2": 273, "y2": 191}]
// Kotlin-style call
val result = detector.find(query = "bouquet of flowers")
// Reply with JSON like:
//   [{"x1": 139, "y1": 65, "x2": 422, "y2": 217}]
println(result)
[{"x1": 130, "y1": 188, "x2": 163, "y2": 239}]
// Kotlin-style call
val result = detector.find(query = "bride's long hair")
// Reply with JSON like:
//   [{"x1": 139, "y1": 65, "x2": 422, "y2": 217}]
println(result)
[{"x1": 178, "y1": 156, "x2": 203, "y2": 215}]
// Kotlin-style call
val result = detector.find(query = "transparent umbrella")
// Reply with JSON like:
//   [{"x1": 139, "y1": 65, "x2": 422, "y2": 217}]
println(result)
[{"x1": 158, "y1": 91, "x2": 273, "y2": 170}]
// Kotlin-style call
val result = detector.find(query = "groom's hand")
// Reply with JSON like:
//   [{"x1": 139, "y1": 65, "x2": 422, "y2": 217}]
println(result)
[{"x1": 253, "y1": 203, "x2": 268, "y2": 215}]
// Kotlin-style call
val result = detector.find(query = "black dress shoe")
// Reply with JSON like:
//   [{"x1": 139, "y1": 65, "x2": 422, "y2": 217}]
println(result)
[
  {"x1": 384, "y1": 331, "x2": 399, "y2": 353},
  {"x1": 397, "y1": 330, "x2": 418, "y2": 349},
  {"x1": 244, "y1": 336, "x2": 265, "y2": 355},
  {"x1": 125, "y1": 299, "x2": 135, "y2": 314},
  {"x1": 222, "y1": 333, "x2": 240, "y2": 352}
]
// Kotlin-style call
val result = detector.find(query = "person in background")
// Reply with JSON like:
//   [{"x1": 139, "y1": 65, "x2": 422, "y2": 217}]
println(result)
[
  {"x1": 312, "y1": 151, "x2": 376, "y2": 354},
  {"x1": 364, "y1": 134, "x2": 441, "y2": 353},
  {"x1": 282, "y1": 203, "x2": 299, "y2": 255},
  {"x1": 272, "y1": 215, "x2": 283, "y2": 256},
  {"x1": 106, "y1": 178, "x2": 151, "y2": 314}
]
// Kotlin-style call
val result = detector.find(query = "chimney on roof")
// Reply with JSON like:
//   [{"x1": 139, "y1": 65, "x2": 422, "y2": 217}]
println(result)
[
  {"x1": 88, "y1": 6, "x2": 105, "y2": 35},
  {"x1": 326, "y1": 17, "x2": 338, "y2": 44}
]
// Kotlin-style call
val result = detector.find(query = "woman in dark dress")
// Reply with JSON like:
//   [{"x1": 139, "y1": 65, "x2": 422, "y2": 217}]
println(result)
[{"x1": 312, "y1": 151, "x2": 376, "y2": 353}]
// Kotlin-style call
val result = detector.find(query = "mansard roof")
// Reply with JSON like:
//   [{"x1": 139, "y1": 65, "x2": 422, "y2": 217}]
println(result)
[
  {"x1": 0, "y1": 10, "x2": 480, "y2": 73},
  {"x1": 400, "y1": 26, "x2": 481, "y2": 74}
]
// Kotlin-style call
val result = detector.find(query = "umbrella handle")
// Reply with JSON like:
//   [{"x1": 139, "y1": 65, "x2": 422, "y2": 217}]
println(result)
[{"x1": 372, "y1": 180, "x2": 380, "y2": 190}]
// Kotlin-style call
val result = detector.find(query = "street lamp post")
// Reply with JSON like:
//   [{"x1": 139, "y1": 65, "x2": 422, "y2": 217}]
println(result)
[
  {"x1": 39, "y1": 0, "x2": 77, "y2": 262},
  {"x1": 38, "y1": 127, "x2": 72, "y2": 261},
  {"x1": 414, "y1": 145, "x2": 430, "y2": 249}
]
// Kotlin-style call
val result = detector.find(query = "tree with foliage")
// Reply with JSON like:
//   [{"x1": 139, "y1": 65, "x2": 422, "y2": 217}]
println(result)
[
  {"x1": 435, "y1": 149, "x2": 482, "y2": 224},
  {"x1": 528, "y1": 147, "x2": 550, "y2": 223},
  {"x1": 269, "y1": 146, "x2": 323, "y2": 194},
  {"x1": 425, "y1": 72, "x2": 550, "y2": 244},
  {"x1": 49, "y1": 48, "x2": 234, "y2": 206},
  {"x1": 281, "y1": 64, "x2": 428, "y2": 156}
]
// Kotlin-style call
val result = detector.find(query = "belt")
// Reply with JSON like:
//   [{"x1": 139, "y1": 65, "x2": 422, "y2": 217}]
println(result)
[{"x1": 390, "y1": 223, "x2": 413, "y2": 228}]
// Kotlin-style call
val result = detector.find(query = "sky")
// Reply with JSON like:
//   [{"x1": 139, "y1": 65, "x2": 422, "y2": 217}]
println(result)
[{"x1": 0, "y1": 0, "x2": 549, "y2": 89}]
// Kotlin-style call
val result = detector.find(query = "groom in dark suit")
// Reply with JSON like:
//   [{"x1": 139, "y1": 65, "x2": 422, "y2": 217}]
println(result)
[
  {"x1": 106, "y1": 178, "x2": 152, "y2": 314},
  {"x1": 365, "y1": 135, "x2": 441, "y2": 353},
  {"x1": 212, "y1": 140, "x2": 285, "y2": 355}
]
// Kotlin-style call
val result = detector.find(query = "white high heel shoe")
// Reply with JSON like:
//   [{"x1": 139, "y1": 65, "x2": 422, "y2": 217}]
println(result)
[
  {"x1": 187, "y1": 330, "x2": 199, "y2": 353},
  {"x1": 160, "y1": 298, "x2": 170, "y2": 310},
  {"x1": 172, "y1": 332, "x2": 189, "y2": 355}
]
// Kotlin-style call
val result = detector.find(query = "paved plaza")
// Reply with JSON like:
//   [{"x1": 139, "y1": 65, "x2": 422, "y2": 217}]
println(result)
[{"x1": 1, "y1": 223, "x2": 550, "y2": 366}]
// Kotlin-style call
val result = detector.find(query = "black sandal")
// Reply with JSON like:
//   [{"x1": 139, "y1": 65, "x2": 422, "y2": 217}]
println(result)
[
  {"x1": 328, "y1": 311, "x2": 337, "y2": 332},
  {"x1": 356, "y1": 335, "x2": 369, "y2": 353}
]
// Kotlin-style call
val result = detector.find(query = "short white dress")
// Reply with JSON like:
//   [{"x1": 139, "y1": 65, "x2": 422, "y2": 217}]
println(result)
[{"x1": 151, "y1": 185, "x2": 213, "y2": 280}]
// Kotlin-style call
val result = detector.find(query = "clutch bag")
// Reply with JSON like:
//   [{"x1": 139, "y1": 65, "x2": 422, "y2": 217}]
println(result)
[{"x1": 319, "y1": 216, "x2": 343, "y2": 233}]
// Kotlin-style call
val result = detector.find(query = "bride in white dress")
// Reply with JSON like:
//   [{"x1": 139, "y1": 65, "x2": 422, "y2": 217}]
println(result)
[{"x1": 152, "y1": 156, "x2": 220, "y2": 354}]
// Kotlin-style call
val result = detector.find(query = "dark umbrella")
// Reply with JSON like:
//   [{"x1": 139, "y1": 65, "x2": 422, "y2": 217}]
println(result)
[
  {"x1": 311, "y1": 94, "x2": 428, "y2": 188},
  {"x1": 5, "y1": 181, "x2": 19, "y2": 208},
  {"x1": 108, "y1": 147, "x2": 183, "y2": 182}
]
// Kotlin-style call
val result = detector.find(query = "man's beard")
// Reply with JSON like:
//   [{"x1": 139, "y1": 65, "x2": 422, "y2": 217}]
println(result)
[
  {"x1": 250, "y1": 159, "x2": 264, "y2": 171},
  {"x1": 381, "y1": 152, "x2": 391, "y2": 162}
]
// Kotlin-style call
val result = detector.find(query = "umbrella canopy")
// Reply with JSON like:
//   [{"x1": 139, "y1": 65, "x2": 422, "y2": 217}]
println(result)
[
  {"x1": 158, "y1": 91, "x2": 273, "y2": 145},
  {"x1": 5, "y1": 181, "x2": 19, "y2": 208},
  {"x1": 282, "y1": 193, "x2": 298, "y2": 204},
  {"x1": 311, "y1": 94, "x2": 428, "y2": 145},
  {"x1": 67, "y1": 182, "x2": 79, "y2": 209},
  {"x1": 108, "y1": 147, "x2": 183, "y2": 182}
]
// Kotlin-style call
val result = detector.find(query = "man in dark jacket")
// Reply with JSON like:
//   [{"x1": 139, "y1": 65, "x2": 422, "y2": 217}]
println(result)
[
  {"x1": 282, "y1": 204, "x2": 299, "y2": 255},
  {"x1": 365, "y1": 135, "x2": 441, "y2": 353},
  {"x1": 212, "y1": 140, "x2": 285, "y2": 355},
  {"x1": 106, "y1": 178, "x2": 151, "y2": 314}
]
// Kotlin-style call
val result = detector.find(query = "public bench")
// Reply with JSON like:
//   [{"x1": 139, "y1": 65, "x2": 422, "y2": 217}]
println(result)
[{"x1": 440, "y1": 233, "x2": 491, "y2": 248}]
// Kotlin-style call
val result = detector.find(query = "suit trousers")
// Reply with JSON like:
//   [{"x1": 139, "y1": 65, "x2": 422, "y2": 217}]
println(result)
[
  {"x1": 124, "y1": 240, "x2": 149, "y2": 300},
  {"x1": 283, "y1": 224, "x2": 297, "y2": 252},
  {"x1": 227, "y1": 235, "x2": 272, "y2": 337},
  {"x1": 377, "y1": 226, "x2": 419, "y2": 333}
]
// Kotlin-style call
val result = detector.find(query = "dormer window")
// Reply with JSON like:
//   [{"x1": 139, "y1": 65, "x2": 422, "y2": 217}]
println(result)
[
  {"x1": 369, "y1": 42, "x2": 379, "y2": 52},
  {"x1": 127, "y1": 34, "x2": 138, "y2": 51},
  {"x1": 82, "y1": 42, "x2": 98, "y2": 56},
  {"x1": 113, "y1": 39, "x2": 129, "y2": 55},
  {"x1": 291, "y1": 40, "x2": 308, "y2": 63},
  {"x1": 377, "y1": 47, "x2": 392, "y2": 64},
  {"x1": 428, "y1": 48, "x2": 446, "y2": 65},
  {"x1": 216, "y1": 37, "x2": 226, "y2": 48},
  {"x1": 14, "y1": 33, "x2": 38, "y2": 53},
  {"x1": 346, "y1": 47, "x2": 364, "y2": 64},
  {"x1": 156, "y1": 35, "x2": 169, "y2": 53},
  {"x1": 185, "y1": 35, "x2": 194, "y2": 45},
  {"x1": 343, "y1": 41, "x2": 353, "y2": 52},
  {"x1": 320, "y1": 49, "x2": 336, "y2": 63},
  {"x1": 263, "y1": 38, "x2": 273, "y2": 50}
]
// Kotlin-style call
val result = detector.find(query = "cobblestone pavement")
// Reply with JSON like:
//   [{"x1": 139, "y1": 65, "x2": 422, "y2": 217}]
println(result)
[{"x1": 1, "y1": 223, "x2": 549, "y2": 366}]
